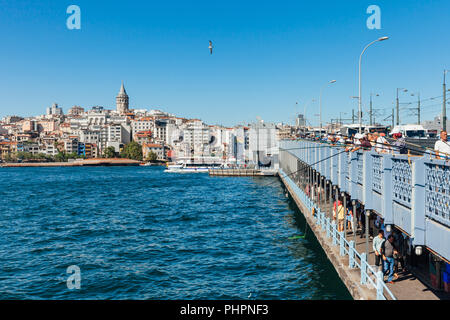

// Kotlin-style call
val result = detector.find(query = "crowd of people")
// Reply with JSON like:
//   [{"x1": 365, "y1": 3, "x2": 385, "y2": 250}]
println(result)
[
  {"x1": 297, "y1": 128, "x2": 450, "y2": 284},
  {"x1": 330, "y1": 199, "x2": 407, "y2": 284},
  {"x1": 301, "y1": 129, "x2": 450, "y2": 159}
]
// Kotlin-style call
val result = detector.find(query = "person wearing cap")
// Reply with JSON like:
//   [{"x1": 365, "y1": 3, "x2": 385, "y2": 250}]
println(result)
[
  {"x1": 360, "y1": 134, "x2": 372, "y2": 150},
  {"x1": 392, "y1": 132, "x2": 407, "y2": 154},
  {"x1": 367, "y1": 133, "x2": 377, "y2": 147},
  {"x1": 375, "y1": 132, "x2": 391, "y2": 153},
  {"x1": 351, "y1": 133, "x2": 371, "y2": 152},
  {"x1": 434, "y1": 130, "x2": 450, "y2": 159}
]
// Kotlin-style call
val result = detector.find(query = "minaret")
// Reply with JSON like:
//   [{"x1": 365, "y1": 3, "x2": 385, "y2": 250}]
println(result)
[{"x1": 116, "y1": 82, "x2": 129, "y2": 114}]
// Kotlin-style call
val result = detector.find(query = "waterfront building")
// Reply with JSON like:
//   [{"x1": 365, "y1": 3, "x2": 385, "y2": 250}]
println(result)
[
  {"x1": 143, "y1": 143, "x2": 165, "y2": 160},
  {"x1": 131, "y1": 117, "x2": 154, "y2": 134},
  {"x1": 68, "y1": 106, "x2": 85, "y2": 116},
  {"x1": 0, "y1": 141, "x2": 17, "y2": 159},
  {"x1": 83, "y1": 143, "x2": 98, "y2": 158},
  {"x1": 277, "y1": 124, "x2": 296, "y2": 140},
  {"x1": 248, "y1": 121, "x2": 279, "y2": 169},
  {"x1": 181, "y1": 119, "x2": 211, "y2": 157},
  {"x1": 63, "y1": 137, "x2": 80, "y2": 154},
  {"x1": 134, "y1": 130, "x2": 153, "y2": 145},
  {"x1": 17, "y1": 142, "x2": 40, "y2": 155},
  {"x1": 37, "y1": 120, "x2": 59, "y2": 134},
  {"x1": 46, "y1": 103, "x2": 64, "y2": 117},
  {"x1": 296, "y1": 114, "x2": 306, "y2": 127},
  {"x1": 2, "y1": 116, "x2": 24, "y2": 124}
]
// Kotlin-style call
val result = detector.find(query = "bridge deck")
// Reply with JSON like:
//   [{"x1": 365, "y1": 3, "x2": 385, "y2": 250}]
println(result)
[{"x1": 316, "y1": 201, "x2": 447, "y2": 300}]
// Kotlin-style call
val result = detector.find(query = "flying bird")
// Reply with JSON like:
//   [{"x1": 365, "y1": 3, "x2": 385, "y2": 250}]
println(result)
[{"x1": 209, "y1": 41, "x2": 213, "y2": 55}]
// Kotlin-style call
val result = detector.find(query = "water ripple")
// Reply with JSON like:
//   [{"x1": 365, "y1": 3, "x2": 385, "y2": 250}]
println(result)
[{"x1": 0, "y1": 166, "x2": 351, "y2": 300}]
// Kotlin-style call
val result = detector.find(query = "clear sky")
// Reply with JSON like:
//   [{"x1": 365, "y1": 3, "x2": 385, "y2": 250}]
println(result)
[{"x1": 0, "y1": 0, "x2": 449, "y2": 127}]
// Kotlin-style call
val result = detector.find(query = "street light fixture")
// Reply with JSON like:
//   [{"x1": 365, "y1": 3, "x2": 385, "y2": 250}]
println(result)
[
  {"x1": 369, "y1": 93, "x2": 380, "y2": 125},
  {"x1": 358, "y1": 36, "x2": 389, "y2": 134},
  {"x1": 443, "y1": 70, "x2": 449, "y2": 131},
  {"x1": 320, "y1": 80, "x2": 337, "y2": 132},
  {"x1": 396, "y1": 88, "x2": 408, "y2": 126}
]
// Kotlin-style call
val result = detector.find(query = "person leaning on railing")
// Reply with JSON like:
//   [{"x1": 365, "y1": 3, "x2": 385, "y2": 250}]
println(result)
[
  {"x1": 392, "y1": 133, "x2": 407, "y2": 155},
  {"x1": 434, "y1": 130, "x2": 450, "y2": 160},
  {"x1": 346, "y1": 133, "x2": 372, "y2": 152},
  {"x1": 374, "y1": 132, "x2": 392, "y2": 154}
]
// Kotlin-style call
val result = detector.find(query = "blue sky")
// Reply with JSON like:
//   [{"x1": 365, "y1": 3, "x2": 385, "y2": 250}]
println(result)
[{"x1": 0, "y1": 0, "x2": 449, "y2": 127}]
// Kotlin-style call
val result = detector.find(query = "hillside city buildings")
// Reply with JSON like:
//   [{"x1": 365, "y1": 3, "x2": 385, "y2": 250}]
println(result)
[{"x1": 0, "y1": 83, "x2": 291, "y2": 168}]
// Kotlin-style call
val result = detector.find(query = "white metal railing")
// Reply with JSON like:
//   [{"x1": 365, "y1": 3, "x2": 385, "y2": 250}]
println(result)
[{"x1": 282, "y1": 169, "x2": 397, "y2": 300}]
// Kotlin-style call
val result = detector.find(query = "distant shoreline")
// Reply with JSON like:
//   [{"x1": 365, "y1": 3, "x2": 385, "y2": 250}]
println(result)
[{"x1": 1, "y1": 158, "x2": 142, "y2": 167}]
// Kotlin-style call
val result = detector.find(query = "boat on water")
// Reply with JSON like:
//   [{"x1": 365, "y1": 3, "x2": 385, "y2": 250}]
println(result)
[{"x1": 164, "y1": 157, "x2": 225, "y2": 173}]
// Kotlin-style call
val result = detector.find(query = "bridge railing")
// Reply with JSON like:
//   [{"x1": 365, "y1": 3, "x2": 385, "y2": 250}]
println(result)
[
  {"x1": 281, "y1": 169, "x2": 396, "y2": 300},
  {"x1": 279, "y1": 140, "x2": 450, "y2": 265}
]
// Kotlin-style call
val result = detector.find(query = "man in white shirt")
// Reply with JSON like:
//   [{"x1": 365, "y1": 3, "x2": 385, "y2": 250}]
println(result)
[
  {"x1": 434, "y1": 131, "x2": 450, "y2": 159},
  {"x1": 375, "y1": 133, "x2": 391, "y2": 153}
]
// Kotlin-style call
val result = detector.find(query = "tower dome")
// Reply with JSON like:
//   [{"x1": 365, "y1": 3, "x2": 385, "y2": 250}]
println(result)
[{"x1": 116, "y1": 82, "x2": 129, "y2": 114}]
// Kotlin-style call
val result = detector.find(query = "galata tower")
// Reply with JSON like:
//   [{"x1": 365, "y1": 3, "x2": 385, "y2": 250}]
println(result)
[{"x1": 116, "y1": 82, "x2": 129, "y2": 114}]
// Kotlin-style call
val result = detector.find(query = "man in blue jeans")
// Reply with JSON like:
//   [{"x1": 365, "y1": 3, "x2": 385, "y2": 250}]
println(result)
[{"x1": 381, "y1": 234, "x2": 398, "y2": 284}]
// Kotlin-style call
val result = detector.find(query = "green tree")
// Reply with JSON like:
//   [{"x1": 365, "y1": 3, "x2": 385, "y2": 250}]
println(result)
[
  {"x1": 146, "y1": 151, "x2": 158, "y2": 162},
  {"x1": 16, "y1": 151, "x2": 33, "y2": 160},
  {"x1": 54, "y1": 151, "x2": 67, "y2": 162},
  {"x1": 103, "y1": 146, "x2": 116, "y2": 159},
  {"x1": 67, "y1": 152, "x2": 79, "y2": 160},
  {"x1": 122, "y1": 141, "x2": 143, "y2": 161},
  {"x1": 4, "y1": 153, "x2": 15, "y2": 162}
]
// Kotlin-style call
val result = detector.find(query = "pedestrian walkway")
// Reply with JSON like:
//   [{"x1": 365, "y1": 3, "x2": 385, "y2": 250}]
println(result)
[{"x1": 315, "y1": 199, "x2": 447, "y2": 300}]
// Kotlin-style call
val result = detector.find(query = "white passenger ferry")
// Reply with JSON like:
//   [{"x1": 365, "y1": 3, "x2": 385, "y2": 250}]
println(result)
[{"x1": 164, "y1": 157, "x2": 225, "y2": 173}]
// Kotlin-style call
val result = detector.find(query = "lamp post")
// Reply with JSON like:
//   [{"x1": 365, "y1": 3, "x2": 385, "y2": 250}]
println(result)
[
  {"x1": 320, "y1": 80, "x2": 337, "y2": 133},
  {"x1": 358, "y1": 37, "x2": 389, "y2": 134},
  {"x1": 339, "y1": 112, "x2": 347, "y2": 126},
  {"x1": 365, "y1": 210, "x2": 370, "y2": 257},
  {"x1": 410, "y1": 93, "x2": 421, "y2": 125},
  {"x1": 350, "y1": 96, "x2": 359, "y2": 125},
  {"x1": 369, "y1": 93, "x2": 380, "y2": 126},
  {"x1": 396, "y1": 88, "x2": 408, "y2": 126},
  {"x1": 444, "y1": 70, "x2": 449, "y2": 131}
]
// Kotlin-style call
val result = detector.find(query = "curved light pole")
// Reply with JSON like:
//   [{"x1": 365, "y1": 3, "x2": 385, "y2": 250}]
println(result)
[
  {"x1": 358, "y1": 36, "x2": 389, "y2": 134},
  {"x1": 396, "y1": 88, "x2": 408, "y2": 126},
  {"x1": 320, "y1": 80, "x2": 337, "y2": 133},
  {"x1": 444, "y1": 70, "x2": 449, "y2": 131},
  {"x1": 369, "y1": 93, "x2": 380, "y2": 126}
]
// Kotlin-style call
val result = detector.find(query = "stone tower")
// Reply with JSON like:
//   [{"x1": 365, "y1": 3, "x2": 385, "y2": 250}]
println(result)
[{"x1": 116, "y1": 82, "x2": 129, "y2": 114}]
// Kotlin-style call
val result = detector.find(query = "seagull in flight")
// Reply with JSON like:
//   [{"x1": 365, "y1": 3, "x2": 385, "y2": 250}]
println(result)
[{"x1": 209, "y1": 41, "x2": 213, "y2": 55}]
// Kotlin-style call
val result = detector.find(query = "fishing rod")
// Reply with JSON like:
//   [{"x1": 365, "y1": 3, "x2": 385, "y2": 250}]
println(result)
[
  {"x1": 265, "y1": 148, "x2": 349, "y2": 188},
  {"x1": 299, "y1": 132, "x2": 441, "y2": 157},
  {"x1": 279, "y1": 145, "x2": 347, "y2": 152}
]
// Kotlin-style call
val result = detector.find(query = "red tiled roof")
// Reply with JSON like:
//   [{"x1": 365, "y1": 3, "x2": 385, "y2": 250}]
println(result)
[{"x1": 144, "y1": 143, "x2": 163, "y2": 148}]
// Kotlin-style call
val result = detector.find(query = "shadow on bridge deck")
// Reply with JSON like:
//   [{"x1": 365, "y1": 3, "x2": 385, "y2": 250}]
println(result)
[{"x1": 313, "y1": 201, "x2": 448, "y2": 300}]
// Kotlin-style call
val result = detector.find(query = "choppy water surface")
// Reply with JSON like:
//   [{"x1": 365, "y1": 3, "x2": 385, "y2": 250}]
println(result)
[{"x1": 0, "y1": 167, "x2": 351, "y2": 300}]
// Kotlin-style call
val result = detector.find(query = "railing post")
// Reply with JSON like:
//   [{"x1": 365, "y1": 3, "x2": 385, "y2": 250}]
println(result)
[
  {"x1": 349, "y1": 151, "x2": 358, "y2": 199},
  {"x1": 412, "y1": 158, "x2": 426, "y2": 246},
  {"x1": 332, "y1": 221, "x2": 337, "y2": 245},
  {"x1": 338, "y1": 151, "x2": 348, "y2": 192},
  {"x1": 376, "y1": 270, "x2": 385, "y2": 300},
  {"x1": 361, "y1": 253, "x2": 367, "y2": 285},
  {"x1": 363, "y1": 151, "x2": 373, "y2": 210},
  {"x1": 339, "y1": 231, "x2": 345, "y2": 256},
  {"x1": 326, "y1": 217, "x2": 331, "y2": 238},
  {"x1": 382, "y1": 155, "x2": 393, "y2": 224},
  {"x1": 349, "y1": 240, "x2": 355, "y2": 268},
  {"x1": 321, "y1": 211, "x2": 326, "y2": 231}
]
